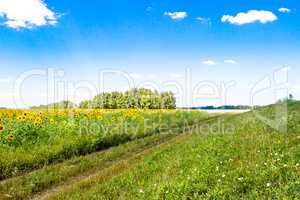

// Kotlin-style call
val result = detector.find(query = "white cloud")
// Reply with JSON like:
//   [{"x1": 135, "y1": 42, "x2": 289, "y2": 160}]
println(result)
[
  {"x1": 195, "y1": 17, "x2": 211, "y2": 25},
  {"x1": 164, "y1": 11, "x2": 188, "y2": 20},
  {"x1": 169, "y1": 73, "x2": 183, "y2": 78},
  {"x1": 202, "y1": 60, "x2": 217, "y2": 66},
  {"x1": 224, "y1": 59, "x2": 238, "y2": 64},
  {"x1": 278, "y1": 8, "x2": 291, "y2": 13},
  {"x1": 0, "y1": 0, "x2": 58, "y2": 29},
  {"x1": 221, "y1": 10, "x2": 277, "y2": 25}
]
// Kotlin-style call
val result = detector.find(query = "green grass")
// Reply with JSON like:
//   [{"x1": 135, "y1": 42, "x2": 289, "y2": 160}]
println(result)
[
  {"x1": 0, "y1": 134, "x2": 178, "y2": 200},
  {"x1": 48, "y1": 101, "x2": 300, "y2": 200},
  {"x1": 1, "y1": 101, "x2": 299, "y2": 200},
  {"x1": 0, "y1": 110, "x2": 210, "y2": 180}
]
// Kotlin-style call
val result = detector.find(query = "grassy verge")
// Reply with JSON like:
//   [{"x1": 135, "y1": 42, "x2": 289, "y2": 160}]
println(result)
[
  {"x1": 49, "y1": 101, "x2": 300, "y2": 199},
  {"x1": 0, "y1": 133, "x2": 177, "y2": 200}
]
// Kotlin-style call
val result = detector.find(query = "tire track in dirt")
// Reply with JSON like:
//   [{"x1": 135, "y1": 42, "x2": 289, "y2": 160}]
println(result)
[{"x1": 32, "y1": 133, "x2": 192, "y2": 200}]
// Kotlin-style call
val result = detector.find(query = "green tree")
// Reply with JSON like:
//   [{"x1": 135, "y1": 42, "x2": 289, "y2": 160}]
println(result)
[
  {"x1": 160, "y1": 92, "x2": 176, "y2": 109},
  {"x1": 79, "y1": 100, "x2": 92, "y2": 109},
  {"x1": 80, "y1": 88, "x2": 176, "y2": 109}
]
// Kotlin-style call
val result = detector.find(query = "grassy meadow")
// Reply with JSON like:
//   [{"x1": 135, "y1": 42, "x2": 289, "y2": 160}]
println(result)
[{"x1": 0, "y1": 101, "x2": 299, "y2": 199}]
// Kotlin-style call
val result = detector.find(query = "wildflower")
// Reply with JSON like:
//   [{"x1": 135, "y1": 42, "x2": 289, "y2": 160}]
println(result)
[
  {"x1": 222, "y1": 174, "x2": 226, "y2": 178},
  {"x1": 266, "y1": 183, "x2": 271, "y2": 187},
  {"x1": 237, "y1": 177, "x2": 244, "y2": 181},
  {"x1": 139, "y1": 189, "x2": 144, "y2": 193},
  {"x1": 283, "y1": 164, "x2": 288, "y2": 168},
  {"x1": 295, "y1": 163, "x2": 299, "y2": 167}
]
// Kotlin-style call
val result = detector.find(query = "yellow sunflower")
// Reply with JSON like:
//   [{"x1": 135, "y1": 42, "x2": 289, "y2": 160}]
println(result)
[
  {"x1": 8, "y1": 134, "x2": 15, "y2": 142},
  {"x1": 49, "y1": 118, "x2": 55, "y2": 124},
  {"x1": 0, "y1": 124, "x2": 4, "y2": 132},
  {"x1": 34, "y1": 121, "x2": 41, "y2": 127}
]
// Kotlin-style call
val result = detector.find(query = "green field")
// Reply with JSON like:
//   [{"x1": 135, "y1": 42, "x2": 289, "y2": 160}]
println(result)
[
  {"x1": 0, "y1": 101, "x2": 299, "y2": 199},
  {"x1": 0, "y1": 109, "x2": 210, "y2": 180}
]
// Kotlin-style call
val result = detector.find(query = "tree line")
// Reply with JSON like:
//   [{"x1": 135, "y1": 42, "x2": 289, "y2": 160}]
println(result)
[
  {"x1": 31, "y1": 101, "x2": 75, "y2": 109},
  {"x1": 30, "y1": 89, "x2": 176, "y2": 109},
  {"x1": 79, "y1": 88, "x2": 176, "y2": 109}
]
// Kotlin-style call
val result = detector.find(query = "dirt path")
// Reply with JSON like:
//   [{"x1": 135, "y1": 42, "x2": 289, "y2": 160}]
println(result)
[
  {"x1": 32, "y1": 115, "x2": 229, "y2": 200},
  {"x1": 32, "y1": 133, "x2": 191, "y2": 200},
  {"x1": 0, "y1": 115, "x2": 227, "y2": 200}
]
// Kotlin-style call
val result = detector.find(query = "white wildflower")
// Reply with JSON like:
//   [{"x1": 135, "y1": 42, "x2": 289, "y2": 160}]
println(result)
[{"x1": 237, "y1": 177, "x2": 244, "y2": 181}]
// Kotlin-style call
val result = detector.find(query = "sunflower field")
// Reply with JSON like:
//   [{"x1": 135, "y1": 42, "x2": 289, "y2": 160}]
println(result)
[{"x1": 0, "y1": 108, "x2": 210, "y2": 180}]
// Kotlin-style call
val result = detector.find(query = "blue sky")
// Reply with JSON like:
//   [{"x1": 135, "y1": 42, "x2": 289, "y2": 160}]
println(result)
[{"x1": 0, "y1": 0, "x2": 299, "y2": 108}]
